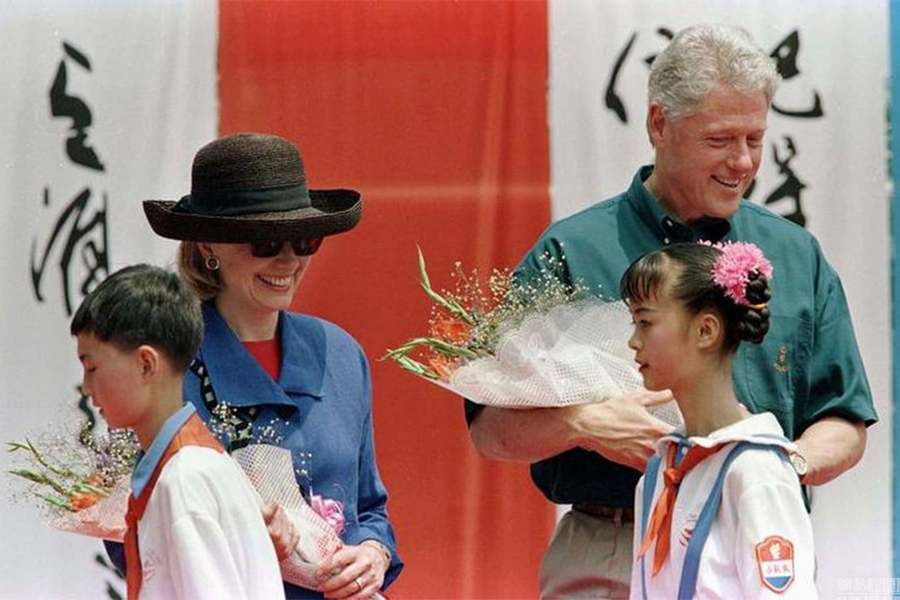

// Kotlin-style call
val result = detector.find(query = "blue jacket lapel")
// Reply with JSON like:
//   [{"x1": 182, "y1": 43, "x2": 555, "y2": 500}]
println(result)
[{"x1": 200, "y1": 303, "x2": 324, "y2": 408}]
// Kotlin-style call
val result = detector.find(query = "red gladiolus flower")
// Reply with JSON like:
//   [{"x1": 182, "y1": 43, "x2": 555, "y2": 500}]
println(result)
[
  {"x1": 432, "y1": 315, "x2": 470, "y2": 344},
  {"x1": 69, "y1": 491, "x2": 100, "y2": 511},
  {"x1": 428, "y1": 355, "x2": 456, "y2": 380}
]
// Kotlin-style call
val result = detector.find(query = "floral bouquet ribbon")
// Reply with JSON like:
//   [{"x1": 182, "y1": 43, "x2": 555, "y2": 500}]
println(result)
[{"x1": 386, "y1": 248, "x2": 681, "y2": 425}]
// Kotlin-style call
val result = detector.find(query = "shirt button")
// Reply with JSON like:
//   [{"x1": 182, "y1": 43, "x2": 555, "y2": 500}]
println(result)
[{"x1": 664, "y1": 237, "x2": 670, "y2": 244}]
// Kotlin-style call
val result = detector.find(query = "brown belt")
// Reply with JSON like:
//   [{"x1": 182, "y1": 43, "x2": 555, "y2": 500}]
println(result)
[{"x1": 573, "y1": 503, "x2": 635, "y2": 524}]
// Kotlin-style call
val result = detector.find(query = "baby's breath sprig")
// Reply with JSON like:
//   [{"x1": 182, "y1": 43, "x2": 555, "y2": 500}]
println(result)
[
  {"x1": 416, "y1": 246, "x2": 476, "y2": 327},
  {"x1": 384, "y1": 247, "x2": 590, "y2": 382}
]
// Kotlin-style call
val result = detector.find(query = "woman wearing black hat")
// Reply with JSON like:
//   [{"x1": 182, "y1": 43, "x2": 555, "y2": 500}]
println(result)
[{"x1": 138, "y1": 133, "x2": 402, "y2": 598}]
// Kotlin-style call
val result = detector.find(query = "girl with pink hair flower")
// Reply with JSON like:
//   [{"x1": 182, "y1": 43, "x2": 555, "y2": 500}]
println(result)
[{"x1": 620, "y1": 242, "x2": 816, "y2": 599}]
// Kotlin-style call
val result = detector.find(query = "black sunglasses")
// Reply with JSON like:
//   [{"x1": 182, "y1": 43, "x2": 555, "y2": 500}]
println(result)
[{"x1": 250, "y1": 238, "x2": 323, "y2": 258}]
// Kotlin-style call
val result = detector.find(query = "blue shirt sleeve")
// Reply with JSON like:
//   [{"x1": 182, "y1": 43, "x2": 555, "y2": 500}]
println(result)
[{"x1": 345, "y1": 351, "x2": 403, "y2": 587}]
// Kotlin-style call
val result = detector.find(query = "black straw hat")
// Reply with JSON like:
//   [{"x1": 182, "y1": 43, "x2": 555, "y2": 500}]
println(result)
[{"x1": 143, "y1": 133, "x2": 361, "y2": 243}]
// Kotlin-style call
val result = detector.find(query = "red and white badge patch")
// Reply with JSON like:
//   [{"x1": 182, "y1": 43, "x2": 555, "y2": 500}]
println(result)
[{"x1": 755, "y1": 535, "x2": 795, "y2": 593}]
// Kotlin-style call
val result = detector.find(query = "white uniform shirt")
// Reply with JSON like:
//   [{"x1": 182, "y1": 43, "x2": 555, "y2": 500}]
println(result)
[
  {"x1": 631, "y1": 413, "x2": 816, "y2": 599},
  {"x1": 137, "y1": 446, "x2": 285, "y2": 600}
]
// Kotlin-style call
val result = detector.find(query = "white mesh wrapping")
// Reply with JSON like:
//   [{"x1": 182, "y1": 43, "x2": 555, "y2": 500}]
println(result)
[
  {"x1": 48, "y1": 476, "x2": 128, "y2": 541},
  {"x1": 439, "y1": 300, "x2": 681, "y2": 426},
  {"x1": 231, "y1": 444, "x2": 342, "y2": 589}
]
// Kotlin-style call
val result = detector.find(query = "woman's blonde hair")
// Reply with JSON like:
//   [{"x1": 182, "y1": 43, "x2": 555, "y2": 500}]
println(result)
[{"x1": 177, "y1": 241, "x2": 223, "y2": 301}]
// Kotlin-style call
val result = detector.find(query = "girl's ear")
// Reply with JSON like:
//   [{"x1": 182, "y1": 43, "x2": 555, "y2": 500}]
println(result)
[{"x1": 695, "y1": 311, "x2": 723, "y2": 351}]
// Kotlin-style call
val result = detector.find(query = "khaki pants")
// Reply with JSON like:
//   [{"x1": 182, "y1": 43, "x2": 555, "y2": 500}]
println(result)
[{"x1": 539, "y1": 509, "x2": 633, "y2": 599}]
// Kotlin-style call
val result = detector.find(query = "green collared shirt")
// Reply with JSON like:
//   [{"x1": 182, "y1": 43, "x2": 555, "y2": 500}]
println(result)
[{"x1": 513, "y1": 166, "x2": 877, "y2": 507}]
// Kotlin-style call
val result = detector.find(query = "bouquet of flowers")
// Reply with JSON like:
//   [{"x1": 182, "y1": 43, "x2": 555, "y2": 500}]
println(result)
[
  {"x1": 232, "y1": 444, "x2": 344, "y2": 589},
  {"x1": 6, "y1": 423, "x2": 138, "y2": 540},
  {"x1": 386, "y1": 248, "x2": 681, "y2": 423}
]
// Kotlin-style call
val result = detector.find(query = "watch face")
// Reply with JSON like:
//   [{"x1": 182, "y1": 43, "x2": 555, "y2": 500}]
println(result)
[{"x1": 790, "y1": 452, "x2": 808, "y2": 477}]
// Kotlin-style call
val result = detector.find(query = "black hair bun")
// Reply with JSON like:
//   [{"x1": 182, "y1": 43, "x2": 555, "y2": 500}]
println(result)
[{"x1": 737, "y1": 271, "x2": 771, "y2": 344}]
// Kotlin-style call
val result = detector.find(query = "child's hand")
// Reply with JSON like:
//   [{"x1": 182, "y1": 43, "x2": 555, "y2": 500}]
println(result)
[{"x1": 262, "y1": 501, "x2": 300, "y2": 560}]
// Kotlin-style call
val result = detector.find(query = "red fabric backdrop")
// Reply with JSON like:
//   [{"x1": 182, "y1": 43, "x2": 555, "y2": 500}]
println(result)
[{"x1": 219, "y1": 1, "x2": 554, "y2": 596}]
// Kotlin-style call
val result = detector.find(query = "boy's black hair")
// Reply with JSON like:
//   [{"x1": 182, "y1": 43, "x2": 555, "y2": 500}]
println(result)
[
  {"x1": 70, "y1": 264, "x2": 202, "y2": 372},
  {"x1": 619, "y1": 243, "x2": 771, "y2": 354}
]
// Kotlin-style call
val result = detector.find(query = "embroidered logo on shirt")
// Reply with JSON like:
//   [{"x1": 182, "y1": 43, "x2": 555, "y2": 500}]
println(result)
[
  {"x1": 142, "y1": 548, "x2": 161, "y2": 584},
  {"x1": 774, "y1": 346, "x2": 789, "y2": 373},
  {"x1": 755, "y1": 535, "x2": 795, "y2": 593},
  {"x1": 678, "y1": 513, "x2": 698, "y2": 547}
]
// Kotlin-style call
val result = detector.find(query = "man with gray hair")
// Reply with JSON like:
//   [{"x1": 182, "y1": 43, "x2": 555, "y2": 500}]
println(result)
[{"x1": 466, "y1": 24, "x2": 876, "y2": 598}]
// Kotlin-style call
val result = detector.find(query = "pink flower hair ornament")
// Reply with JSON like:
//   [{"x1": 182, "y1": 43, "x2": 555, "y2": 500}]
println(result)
[{"x1": 702, "y1": 241, "x2": 773, "y2": 307}]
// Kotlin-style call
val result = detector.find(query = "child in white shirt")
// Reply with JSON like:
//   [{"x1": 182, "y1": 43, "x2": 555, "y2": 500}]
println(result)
[
  {"x1": 621, "y1": 242, "x2": 815, "y2": 599},
  {"x1": 71, "y1": 264, "x2": 284, "y2": 600}
]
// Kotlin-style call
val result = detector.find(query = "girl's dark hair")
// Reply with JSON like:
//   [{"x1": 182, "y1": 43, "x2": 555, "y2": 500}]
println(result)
[
  {"x1": 70, "y1": 264, "x2": 203, "y2": 372},
  {"x1": 619, "y1": 243, "x2": 771, "y2": 353}
]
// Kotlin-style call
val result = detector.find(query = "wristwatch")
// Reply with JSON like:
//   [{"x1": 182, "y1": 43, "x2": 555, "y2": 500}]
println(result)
[{"x1": 789, "y1": 450, "x2": 809, "y2": 479}]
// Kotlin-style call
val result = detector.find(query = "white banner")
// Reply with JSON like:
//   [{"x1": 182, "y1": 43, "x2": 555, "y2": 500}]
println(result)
[
  {"x1": 0, "y1": 2, "x2": 217, "y2": 597},
  {"x1": 549, "y1": 0, "x2": 891, "y2": 593}
]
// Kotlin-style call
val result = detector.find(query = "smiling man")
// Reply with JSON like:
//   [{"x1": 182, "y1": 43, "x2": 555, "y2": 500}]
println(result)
[{"x1": 466, "y1": 24, "x2": 877, "y2": 599}]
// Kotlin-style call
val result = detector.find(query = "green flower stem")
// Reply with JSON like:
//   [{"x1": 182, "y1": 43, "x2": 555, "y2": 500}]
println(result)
[
  {"x1": 8, "y1": 439, "x2": 81, "y2": 481},
  {"x1": 73, "y1": 482, "x2": 110, "y2": 497},
  {"x1": 384, "y1": 336, "x2": 480, "y2": 361},
  {"x1": 8, "y1": 468, "x2": 73, "y2": 498},
  {"x1": 395, "y1": 355, "x2": 439, "y2": 380},
  {"x1": 417, "y1": 246, "x2": 476, "y2": 326},
  {"x1": 33, "y1": 491, "x2": 75, "y2": 512}
]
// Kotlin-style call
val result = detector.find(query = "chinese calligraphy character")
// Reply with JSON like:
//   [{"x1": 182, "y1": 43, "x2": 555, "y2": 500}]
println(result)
[
  {"x1": 770, "y1": 30, "x2": 824, "y2": 118},
  {"x1": 94, "y1": 553, "x2": 125, "y2": 599},
  {"x1": 50, "y1": 41, "x2": 105, "y2": 171},
  {"x1": 604, "y1": 32, "x2": 637, "y2": 123},
  {"x1": 763, "y1": 136, "x2": 807, "y2": 227},
  {"x1": 30, "y1": 187, "x2": 109, "y2": 315},
  {"x1": 642, "y1": 27, "x2": 674, "y2": 67},
  {"x1": 603, "y1": 28, "x2": 673, "y2": 124}
]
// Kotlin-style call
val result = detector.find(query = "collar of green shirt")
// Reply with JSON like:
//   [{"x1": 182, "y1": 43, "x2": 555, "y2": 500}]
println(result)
[{"x1": 626, "y1": 165, "x2": 732, "y2": 244}]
